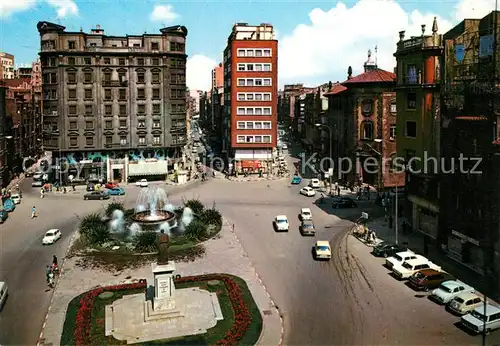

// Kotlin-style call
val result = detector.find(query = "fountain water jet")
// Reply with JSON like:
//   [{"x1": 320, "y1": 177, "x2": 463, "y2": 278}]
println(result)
[{"x1": 132, "y1": 186, "x2": 177, "y2": 231}]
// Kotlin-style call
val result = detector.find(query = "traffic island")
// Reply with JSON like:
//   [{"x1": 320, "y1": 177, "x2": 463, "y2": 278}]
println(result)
[{"x1": 60, "y1": 274, "x2": 262, "y2": 345}]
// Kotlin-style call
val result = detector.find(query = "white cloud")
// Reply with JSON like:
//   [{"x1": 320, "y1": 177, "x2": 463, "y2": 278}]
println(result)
[
  {"x1": 150, "y1": 4, "x2": 179, "y2": 22},
  {"x1": 278, "y1": 0, "x2": 456, "y2": 86},
  {"x1": 186, "y1": 54, "x2": 217, "y2": 91},
  {"x1": 0, "y1": 0, "x2": 36, "y2": 18},
  {"x1": 454, "y1": 0, "x2": 496, "y2": 21},
  {"x1": 46, "y1": 0, "x2": 78, "y2": 18}
]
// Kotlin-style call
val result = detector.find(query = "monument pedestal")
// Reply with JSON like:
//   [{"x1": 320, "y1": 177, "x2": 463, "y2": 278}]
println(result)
[{"x1": 144, "y1": 261, "x2": 184, "y2": 321}]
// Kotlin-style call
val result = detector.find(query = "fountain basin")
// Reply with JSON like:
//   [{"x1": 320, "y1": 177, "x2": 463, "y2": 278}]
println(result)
[{"x1": 132, "y1": 210, "x2": 177, "y2": 232}]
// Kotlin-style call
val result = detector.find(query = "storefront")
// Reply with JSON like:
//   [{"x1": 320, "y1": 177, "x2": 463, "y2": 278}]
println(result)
[
  {"x1": 127, "y1": 158, "x2": 169, "y2": 181},
  {"x1": 446, "y1": 230, "x2": 484, "y2": 274},
  {"x1": 234, "y1": 149, "x2": 273, "y2": 174},
  {"x1": 409, "y1": 195, "x2": 439, "y2": 239}
]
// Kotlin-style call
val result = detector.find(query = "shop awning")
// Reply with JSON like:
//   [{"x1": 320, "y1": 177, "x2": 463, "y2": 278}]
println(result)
[
  {"x1": 240, "y1": 160, "x2": 264, "y2": 169},
  {"x1": 128, "y1": 161, "x2": 169, "y2": 176}
]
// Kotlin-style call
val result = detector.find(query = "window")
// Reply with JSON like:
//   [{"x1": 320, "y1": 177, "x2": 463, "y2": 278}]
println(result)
[
  {"x1": 85, "y1": 121, "x2": 93, "y2": 129},
  {"x1": 362, "y1": 100, "x2": 373, "y2": 115},
  {"x1": 138, "y1": 121, "x2": 146, "y2": 128},
  {"x1": 263, "y1": 64, "x2": 271, "y2": 72},
  {"x1": 104, "y1": 58, "x2": 111, "y2": 64},
  {"x1": 86, "y1": 137, "x2": 93, "y2": 146},
  {"x1": 137, "y1": 72, "x2": 145, "y2": 83},
  {"x1": 104, "y1": 89, "x2": 112, "y2": 100},
  {"x1": 68, "y1": 57, "x2": 75, "y2": 65},
  {"x1": 152, "y1": 58, "x2": 160, "y2": 65},
  {"x1": 119, "y1": 104, "x2": 126, "y2": 115},
  {"x1": 118, "y1": 72, "x2": 126, "y2": 83},
  {"x1": 152, "y1": 72, "x2": 160, "y2": 83},
  {"x1": 119, "y1": 119, "x2": 127, "y2": 128},
  {"x1": 84, "y1": 72, "x2": 92, "y2": 83},
  {"x1": 69, "y1": 121, "x2": 77, "y2": 130},
  {"x1": 137, "y1": 88, "x2": 145, "y2": 99},
  {"x1": 153, "y1": 120, "x2": 160, "y2": 128},
  {"x1": 69, "y1": 137, "x2": 78, "y2": 147},
  {"x1": 237, "y1": 79, "x2": 245, "y2": 86},
  {"x1": 263, "y1": 121, "x2": 271, "y2": 129},
  {"x1": 390, "y1": 125, "x2": 396, "y2": 140},
  {"x1": 69, "y1": 105, "x2": 77, "y2": 115},
  {"x1": 152, "y1": 88, "x2": 160, "y2": 99},
  {"x1": 255, "y1": 49, "x2": 262, "y2": 57},
  {"x1": 237, "y1": 135, "x2": 245, "y2": 142},
  {"x1": 119, "y1": 89, "x2": 126, "y2": 100},
  {"x1": 68, "y1": 41, "x2": 76, "y2": 49},
  {"x1": 137, "y1": 58, "x2": 144, "y2": 66},
  {"x1": 120, "y1": 136, "x2": 127, "y2": 145},
  {"x1": 119, "y1": 58, "x2": 126, "y2": 66},
  {"x1": 104, "y1": 72, "x2": 111, "y2": 82},
  {"x1": 85, "y1": 105, "x2": 93, "y2": 115},
  {"x1": 152, "y1": 104, "x2": 161, "y2": 114},
  {"x1": 151, "y1": 42, "x2": 159, "y2": 50},
  {"x1": 106, "y1": 136, "x2": 112, "y2": 145},
  {"x1": 407, "y1": 93, "x2": 416, "y2": 109},
  {"x1": 263, "y1": 93, "x2": 271, "y2": 101},
  {"x1": 254, "y1": 122, "x2": 262, "y2": 129},
  {"x1": 105, "y1": 120, "x2": 112, "y2": 129},
  {"x1": 361, "y1": 121, "x2": 374, "y2": 140},
  {"x1": 237, "y1": 93, "x2": 245, "y2": 101},
  {"x1": 170, "y1": 42, "x2": 185, "y2": 52},
  {"x1": 68, "y1": 89, "x2": 76, "y2": 99},
  {"x1": 138, "y1": 104, "x2": 146, "y2": 114},
  {"x1": 246, "y1": 122, "x2": 254, "y2": 129},
  {"x1": 237, "y1": 49, "x2": 246, "y2": 57},
  {"x1": 84, "y1": 89, "x2": 92, "y2": 99},
  {"x1": 263, "y1": 136, "x2": 271, "y2": 143},
  {"x1": 68, "y1": 72, "x2": 76, "y2": 84},
  {"x1": 236, "y1": 107, "x2": 272, "y2": 116},
  {"x1": 237, "y1": 121, "x2": 245, "y2": 129},
  {"x1": 406, "y1": 121, "x2": 417, "y2": 138},
  {"x1": 263, "y1": 49, "x2": 271, "y2": 57},
  {"x1": 153, "y1": 136, "x2": 161, "y2": 144},
  {"x1": 238, "y1": 64, "x2": 246, "y2": 71},
  {"x1": 255, "y1": 79, "x2": 262, "y2": 86},
  {"x1": 139, "y1": 136, "x2": 146, "y2": 145},
  {"x1": 84, "y1": 57, "x2": 91, "y2": 65},
  {"x1": 390, "y1": 102, "x2": 397, "y2": 114},
  {"x1": 407, "y1": 64, "x2": 418, "y2": 84},
  {"x1": 263, "y1": 78, "x2": 271, "y2": 86}
]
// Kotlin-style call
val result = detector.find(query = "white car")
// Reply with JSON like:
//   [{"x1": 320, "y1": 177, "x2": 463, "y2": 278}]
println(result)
[
  {"x1": 461, "y1": 304, "x2": 500, "y2": 334},
  {"x1": 448, "y1": 292, "x2": 483, "y2": 315},
  {"x1": 314, "y1": 240, "x2": 332, "y2": 260},
  {"x1": 392, "y1": 258, "x2": 441, "y2": 280},
  {"x1": 0, "y1": 281, "x2": 7, "y2": 310},
  {"x1": 300, "y1": 187, "x2": 316, "y2": 197},
  {"x1": 431, "y1": 280, "x2": 475, "y2": 304},
  {"x1": 282, "y1": 144, "x2": 288, "y2": 150},
  {"x1": 10, "y1": 194, "x2": 21, "y2": 204},
  {"x1": 135, "y1": 179, "x2": 148, "y2": 187},
  {"x1": 309, "y1": 178, "x2": 321, "y2": 189},
  {"x1": 384, "y1": 250, "x2": 418, "y2": 269},
  {"x1": 273, "y1": 215, "x2": 289, "y2": 232},
  {"x1": 300, "y1": 208, "x2": 312, "y2": 221},
  {"x1": 42, "y1": 229, "x2": 62, "y2": 245}
]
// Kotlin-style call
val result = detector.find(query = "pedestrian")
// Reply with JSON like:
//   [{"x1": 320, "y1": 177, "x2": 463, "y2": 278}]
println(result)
[
  {"x1": 45, "y1": 265, "x2": 51, "y2": 283},
  {"x1": 40, "y1": 188, "x2": 44, "y2": 199},
  {"x1": 53, "y1": 255, "x2": 58, "y2": 267},
  {"x1": 389, "y1": 214, "x2": 393, "y2": 229},
  {"x1": 337, "y1": 186, "x2": 340, "y2": 196},
  {"x1": 31, "y1": 205, "x2": 37, "y2": 219}
]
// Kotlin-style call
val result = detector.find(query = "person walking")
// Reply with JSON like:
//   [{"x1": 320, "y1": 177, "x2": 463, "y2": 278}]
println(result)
[
  {"x1": 45, "y1": 265, "x2": 51, "y2": 283},
  {"x1": 31, "y1": 205, "x2": 37, "y2": 219},
  {"x1": 40, "y1": 188, "x2": 44, "y2": 199},
  {"x1": 52, "y1": 255, "x2": 58, "y2": 267}
]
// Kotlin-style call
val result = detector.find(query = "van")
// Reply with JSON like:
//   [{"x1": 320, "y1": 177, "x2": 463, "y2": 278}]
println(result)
[
  {"x1": 0, "y1": 281, "x2": 8, "y2": 310},
  {"x1": 461, "y1": 304, "x2": 500, "y2": 334}
]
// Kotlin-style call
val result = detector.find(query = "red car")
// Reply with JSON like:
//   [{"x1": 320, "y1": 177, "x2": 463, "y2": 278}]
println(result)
[{"x1": 104, "y1": 182, "x2": 119, "y2": 189}]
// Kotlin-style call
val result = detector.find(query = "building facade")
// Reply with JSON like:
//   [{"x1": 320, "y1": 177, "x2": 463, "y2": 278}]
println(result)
[
  {"x1": 223, "y1": 23, "x2": 278, "y2": 174},
  {"x1": 394, "y1": 18, "x2": 443, "y2": 247},
  {"x1": 0, "y1": 53, "x2": 15, "y2": 80},
  {"x1": 37, "y1": 21, "x2": 188, "y2": 183}
]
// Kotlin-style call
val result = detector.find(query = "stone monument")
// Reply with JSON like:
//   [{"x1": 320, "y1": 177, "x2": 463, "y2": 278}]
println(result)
[{"x1": 145, "y1": 233, "x2": 184, "y2": 319}]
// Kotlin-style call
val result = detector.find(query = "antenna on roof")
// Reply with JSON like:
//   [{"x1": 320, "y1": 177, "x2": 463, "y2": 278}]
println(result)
[{"x1": 375, "y1": 45, "x2": 378, "y2": 67}]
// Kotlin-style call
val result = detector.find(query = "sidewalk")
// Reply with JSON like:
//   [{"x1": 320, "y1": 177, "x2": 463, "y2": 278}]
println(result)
[
  {"x1": 5, "y1": 154, "x2": 51, "y2": 191},
  {"x1": 362, "y1": 217, "x2": 500, "y2": 303},
  {"x1": 38, "y1": 221, "x2": 282, "y2": 346}
]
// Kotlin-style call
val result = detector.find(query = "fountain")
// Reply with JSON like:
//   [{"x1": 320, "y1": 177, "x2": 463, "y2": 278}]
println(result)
[{"x1": 132, "y1": 186, "x2": 178, "y2": 232}]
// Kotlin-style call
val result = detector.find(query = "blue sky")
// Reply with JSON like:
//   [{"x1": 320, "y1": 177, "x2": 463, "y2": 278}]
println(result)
[{"x1": 0, "y1": 0, "x2": 496, "y2": 90}]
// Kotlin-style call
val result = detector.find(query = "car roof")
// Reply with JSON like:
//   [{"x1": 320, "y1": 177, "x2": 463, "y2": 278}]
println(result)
[
  {"x1": 417, "y1": 268, "x2": 442, "y2": 276},
  {"x1": 46, "y1": 228, "x2": 59, "y2": 233},
  {"x1": 316, "y1": 240, "x2": 330, "y2": 246},
  {"x1": 455, "y1": 292, "x2": 481, "y2": 301},
  {"x1": 302, "y1": 219, "x2": 313, "y2": 225},
  {"x1": 276, "y1": 215, "x2": 288, "y2": 220},
  {"x1": 440, "y1": 280, "x2": 464, "y2": 288},
  {"x1": 394, "y1": 250, "x2": 416, "y2": 256},
  {"x1": 403, "y1": 257, "x2": 429, "y2": 265},
  {"x1": 473, "y1": 304, "x2": 500, "y2": 315},
  {"x1": 301, "y1": 208, "x2": 311, "y2": 213}
]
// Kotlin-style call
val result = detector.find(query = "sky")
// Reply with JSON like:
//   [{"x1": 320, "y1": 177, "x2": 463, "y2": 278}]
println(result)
[{"x1": 0, "y1": 0, "x2": 498, "y2": 91}]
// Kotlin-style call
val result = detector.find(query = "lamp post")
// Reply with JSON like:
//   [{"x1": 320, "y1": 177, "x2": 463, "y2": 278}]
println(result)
[{"x1": 315, "y1": 123, "x2": 333, "y2": 193}]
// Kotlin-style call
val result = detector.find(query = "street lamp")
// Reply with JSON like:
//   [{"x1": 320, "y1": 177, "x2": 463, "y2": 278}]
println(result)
[{"x1": 315, "y1": 123, "x2": 333, "y2": 193}]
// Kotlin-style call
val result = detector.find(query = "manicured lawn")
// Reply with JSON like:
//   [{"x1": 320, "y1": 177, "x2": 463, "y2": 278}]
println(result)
[{"x1": 60, "y1": 274, "x2": 262, "y2": 345}]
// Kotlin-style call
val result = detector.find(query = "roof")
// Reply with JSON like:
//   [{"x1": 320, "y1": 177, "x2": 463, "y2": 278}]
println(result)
[
  {"x1": 324, "y1": 83, "x2": 348, "y2": 96},
  {"x1": 301, "y1": 208, "x2": 311, "y2": 212},
  {"x1": 455, "y1": 292, "x2": 481, "y2": 301},
  {"x1": 473, "y1": 304, "x2": 500, "y2": 315},
  {"x1": 342, "y1": 68, "x2": 396, "y2": 85},
  {"x1": 276, "y1": 215, "x2": 288, "y2": 220},
  {"x1": 417, "y1": 268, "x2": 442, "y2": 276},
  {"x1": 440, "y1": 280, "x2": 463, "y2": 288},
  {"x1": 3, "y1": 78, "x2": 31, "y2": 88},
  {"x1": 455, "y1": 116, "x2": 488, "y2": 121},
  {"x1": 316, "y1": 240, "x2": 330, "y2": 246}
]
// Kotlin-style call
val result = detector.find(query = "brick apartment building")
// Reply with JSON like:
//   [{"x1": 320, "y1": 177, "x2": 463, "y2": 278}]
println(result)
[
  {"x1": 0, "y1": 53, "x2": 15, "y2": 80},
  {"x1": 222, "y1": 23, "x2": 278, "y2": 174}
]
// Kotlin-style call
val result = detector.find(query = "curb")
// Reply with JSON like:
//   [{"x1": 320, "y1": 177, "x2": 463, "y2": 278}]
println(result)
[
  {"x1": 36, "y1": 230, "x2": 80, "y2": 346},
  {"x1": 229, "y1": 176, "x2": 290, "y2": 183},
  {"x1": 224, "y1": 218, "x2": 285, "y2": 346}
]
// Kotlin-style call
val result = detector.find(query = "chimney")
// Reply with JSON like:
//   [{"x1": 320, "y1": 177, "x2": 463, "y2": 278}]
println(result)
[{"x1": 347, "y1": 66, "x2": 353, "y2": 79}]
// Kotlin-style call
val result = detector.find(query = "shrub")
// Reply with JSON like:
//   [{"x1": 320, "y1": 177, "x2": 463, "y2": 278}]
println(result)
[
  {"x1": 184, "y1": 219, "x2": 208, "y2": 241},
  {"x1": 183, "y1": 198, "x2": 205, "y2": 215},
  {"x1": 79, "y1": 212, "x2": 110, "y2": 246},
  {"x1": 201, "y1": 208, "x2": 223, "y2": 227},
  {"x1": 133, "y1": 232, "x2": 158, "y2": 252},
  {"x1": 105, "y1": 201, "x2": 124, "y2": 217},
  {"x1": 123, "y1": 208, "x2": 135, "y2": 222}
]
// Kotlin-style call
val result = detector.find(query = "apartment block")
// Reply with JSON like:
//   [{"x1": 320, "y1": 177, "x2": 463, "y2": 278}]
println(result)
[
  {"x1": 37, "y1": 21, "x2": 188, "y2": 183},
  {"x1": 223, "y1": 23, "x2": 278, "y2": 173},
  {"x1": 0, "y1": 53, "x2": 15, "y2": 80}
]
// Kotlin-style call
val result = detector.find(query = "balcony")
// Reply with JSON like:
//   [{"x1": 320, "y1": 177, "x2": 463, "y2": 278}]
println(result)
[{"x1": 397, "y1": 75, "x2": 440, "y2": 87}]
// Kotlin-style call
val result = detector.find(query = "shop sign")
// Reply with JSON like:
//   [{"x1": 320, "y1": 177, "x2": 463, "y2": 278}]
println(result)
[
  {"x1": 451, "y1": 230, "x2": 480, "y2": 246},
  {"x1": 145, "y1": 158, "x2": 158, "y2": 162}
]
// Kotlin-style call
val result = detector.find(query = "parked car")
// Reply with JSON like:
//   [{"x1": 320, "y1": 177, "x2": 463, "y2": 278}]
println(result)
[
  {"x1": 461, "y1": 304, "x2": 500, "y2": 334},
  {"x1": 392, "y1": 258, "x2": 441, "y2": 280},
  {"x1": 84, "y1": 191, "x2": 110, "y2": 200},
  {"x1": 448, "y1": 292, "x2": 483, "y2": 315},
  {"x1": 300, "y1": 208, "x2": 312, "y2": 221},
  {"x1": 309, "y1": 178, "x2": 321, "y2": 188},
  {"x1": 32, "y1": 180, "x2": 43, "y2": 187},
  {"x1": 2, "y1": 199, "x2": 15, "y2": 212},
  {"x1": 10, "y1": 194, "x2": 21, "y2": 205},
  {"x1": 282, "y1": 143, "x2": 288, "y2": 150},
  {"x1": 431, "y1": 280, "x2": 475, "y2": 304},
  {"x1": 0, "y1": 211, "x2": 8, "y2": 223},
  {"x1": 385, "y1": 250, "x2": 418, "y2": 270},
  {"x1": 332, "y1": 197, "x2": 357, "y2": 208},
  {"x1": 300, "y1": 220, "x2": 316, "y2": 236},
  {"x1": 104, "y1": 182, "x2": 119, "y2": 189},
  {"x1": 314, "y1": 240, "x2": 331, "y2": 260},
  {"x1": 107, "y1": 187, "x2": 125, "y2": 196},
  {"x1": 0, "y1": 281, "x2": 8, "y2": 310},
  {"x1": 136, "y1": 179, "x2": 149, "y2": 187},
  {"x1": 291, "y1": 176, "x2": 302, "y2": 185},
  {"x1": 86, "y1": 183, "x2": 95, "y2": 192},
  {"x1": 408, "y1": 269, "x2": 454, "y2": 291},
  {"x1": 300, "y1": 187, "x2": 316, "y2": 197},
  {"x1": 273, "y1": 215, "x2": 289, "y2": 232},
  {"x1": 25, "y1": 171, "x2": 34, "y2": 177},
  {"x1": 42, "y1": 229, "x2": 62, "y2": 245},
  {"x1": 372, "y1": 243, "x2": 407, "y2": 258}
]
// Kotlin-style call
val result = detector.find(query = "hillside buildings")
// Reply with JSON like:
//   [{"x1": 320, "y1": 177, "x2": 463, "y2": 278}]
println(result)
[{"x1": 37, "y1": 21, "x2": 188, "y2": 183}]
